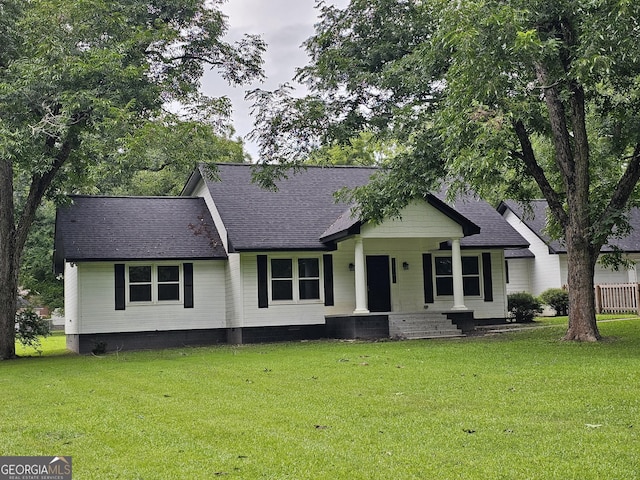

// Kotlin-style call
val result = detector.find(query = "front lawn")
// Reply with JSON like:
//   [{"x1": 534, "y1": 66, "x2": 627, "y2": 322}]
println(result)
[{"x1": 2, "y1": 318, "x2": 640, "y2": 479}]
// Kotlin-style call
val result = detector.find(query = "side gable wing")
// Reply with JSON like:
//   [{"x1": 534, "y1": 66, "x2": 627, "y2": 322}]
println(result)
[{"x1": 54, "y1": 196, "x2": 227, "y2": 273}]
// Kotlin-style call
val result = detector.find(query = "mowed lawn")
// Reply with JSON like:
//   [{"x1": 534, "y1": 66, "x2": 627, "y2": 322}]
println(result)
[{"x1": 2, "y1": 318, "x2": 640, "y2": 479}]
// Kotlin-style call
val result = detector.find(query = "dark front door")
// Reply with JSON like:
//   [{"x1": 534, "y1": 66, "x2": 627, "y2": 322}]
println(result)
[{"x1": 366, "y1": 255, "x2": 391, "y2": 312}]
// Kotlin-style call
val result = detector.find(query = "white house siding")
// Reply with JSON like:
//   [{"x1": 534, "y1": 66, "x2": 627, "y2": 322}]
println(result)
[
  {"x1": 626, "y1": 258, "x2": 639, "y2": 283},
  {"x1": 64, "y1": 263, "x2": 79, "y2": 334},
  {"x1": 626, "y1": 257, "x2": 640, "y2": 283},
  {"x1": 325, "y1": 241, "x2": 357, "y2": 315},
  {"x1": 239, "y1": 253, "x2": 328, "y2": 327},
  {"x1": 502, "y1": 209, "x2": 562, "y2": 295},
  {"x1": 506, "y1": 258, "x2": 532, "y2": 294},
  {"x1": 69, "y1": 260, "x2": 225, "y2": 334},
  {"x1": 360, "y1": 200, "x2": 464, "y2": 240},
  {"x1": 502, "y1": 207, "x2": 640, "y2": 294}
]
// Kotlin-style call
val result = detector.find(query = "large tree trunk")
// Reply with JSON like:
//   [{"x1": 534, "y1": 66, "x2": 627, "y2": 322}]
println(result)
[
  {"x1": 0, "y1": 265, "x2": 18, "y2": 360},
  {"x1": 0, "y1": 159, "x2": 17, "y2": 360},
  {"x1": 563, "y1": 224, "x2": 600, "y2": 341}
]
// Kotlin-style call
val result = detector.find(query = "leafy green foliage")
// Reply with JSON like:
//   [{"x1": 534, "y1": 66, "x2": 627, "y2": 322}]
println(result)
[
  {"x1": 306, "y1": 131, "x2": 402, "y2": 167},
  {"x1": 598, "y1": 246, "x2": 637, "y2": 273},
  {"x1": 97, "y1": 124, "x2": 250, "y2": 196},
  {"x1": 508, "y1": 292, "x2": 543, "y2": 323},
  {"x1": 251, "y1": 0, "x2": 640, "y2": 340},
  {"x1": 19, "y1": 201, "x2": 63, "y2": 310},
  {"x1": 14, "y1": 309, "x2": 51, "y2": 353},
  {"x1": 0, "y1": 0, "x2": 265, "y2": 358},
  {"x1": 539, "y1": 288, "x2": 570, "y2": 316}
]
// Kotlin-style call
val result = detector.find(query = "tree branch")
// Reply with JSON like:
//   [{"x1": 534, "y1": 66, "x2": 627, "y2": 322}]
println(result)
[
  {"x1": 512, "y1": 119, "x2": 568, "y2": 227},
  {"x1": 14, "y1": 127, "x2": 80, "y2": 259},
  {"x1": 139, "y1": 163, "x2": 170, "y2": 173},
  {"x1": 596, "y1": 143, "x2": 640, "y2": 233},
  {"x1": 534, "y1": 62, "x2": 575, "y2": 189}
]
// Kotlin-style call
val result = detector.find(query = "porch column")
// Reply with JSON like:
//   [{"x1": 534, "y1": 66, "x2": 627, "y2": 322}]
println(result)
[
  {"x1": 451, "y1": 238, "x2": 467, "y2": 310},
  {"x1": 353, "y1": 236, "x2": 369, "y2": 314}
]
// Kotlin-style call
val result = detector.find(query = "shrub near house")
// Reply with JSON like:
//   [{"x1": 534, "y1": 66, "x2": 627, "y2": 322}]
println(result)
[
  {"x1": 508, "y1": 292, "x2": 543, "y2": 323},
  {"x1": 539, "y1": 288, "x2": 569, "y2": 316}
]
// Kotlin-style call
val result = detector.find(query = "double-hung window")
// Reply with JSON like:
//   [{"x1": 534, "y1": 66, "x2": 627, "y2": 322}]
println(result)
[
  {"x1": 128, "y1": 264, "x2": 181, "y2": 303},
  {"x1": 157, "y1": 266, "x2": 180, "y2": 301},
  {"x1": 271, "y1": 259, "x2": 294, "y2": 301},
  {"x1": 434, "y1": 256, "x2": 481, "y2": 297},
  {"x1": 298, "y1": 258, "x2": 320, "y2": 299},
  {"x1": 270, "y1": 257, "x2": 321, "y2": 302}
]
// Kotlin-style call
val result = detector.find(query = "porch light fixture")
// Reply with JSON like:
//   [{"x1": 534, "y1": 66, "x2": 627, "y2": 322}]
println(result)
[
  {"x1": 348, "y1": 263, "x2": 355, "y2": 272},
  {"x1": 402, "y1": 261, "x2": 409, "y2": 270}
]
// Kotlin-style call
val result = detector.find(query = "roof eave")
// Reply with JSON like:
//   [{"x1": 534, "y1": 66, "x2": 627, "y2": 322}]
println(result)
[
  {"x1": 62, "y1": 255, "x2": 228, "y2": 263},
  {"x1": 180, "y1": 168, "x2": 204, "y2": 196},
  {"x1": 232, "y1": 246, "x2": 337, "y2": 253},
  {"x1": 52, "y1": 210, "x2": 65, "y2": 275},
  {"x1": 319, "y1": 223, "x2": 362, "y2": 244}
]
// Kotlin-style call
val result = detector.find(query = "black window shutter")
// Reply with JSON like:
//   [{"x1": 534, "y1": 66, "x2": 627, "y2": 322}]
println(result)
[
  {"x1": 482, "y1": 253, "x2": 493, "y2": 302},
  {"x1": 184, "y1": 263, "x2": 194, "y2": 308},
  {"x1": 115, "y1": 264, "x2": 125, "y2": 310},
  {"x1": 257, "y1": 255, "x2": 268, "y2": 308},
  {"x1": 422, "y1": 254, "x2": 434, "y2": 303},
  {"x1": 323, "y1": 254, "x2": 334, "y2": 306}
]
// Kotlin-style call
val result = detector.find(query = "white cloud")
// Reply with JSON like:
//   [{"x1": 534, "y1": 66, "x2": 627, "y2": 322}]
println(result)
[{"x1": 200, "y1": 0, "x2": 347, "y2": 160}]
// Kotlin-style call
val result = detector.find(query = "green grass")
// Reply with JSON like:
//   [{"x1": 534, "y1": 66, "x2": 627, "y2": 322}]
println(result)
[
  {"x1": 3, "y1": 318, "x2": 640, "y2": 479},
  {"x1": 534, "y1": 313, "x2": 637, "y2": 327},
  {"x1": 14, "y1": 330, "x2": 70, "y2": 357}
]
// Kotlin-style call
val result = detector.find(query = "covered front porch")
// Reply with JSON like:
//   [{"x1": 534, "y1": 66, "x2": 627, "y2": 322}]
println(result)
[
  {"x1": 320, "y1": 198, "x2": 509, "y2": 337},
  {"x1": 325, "y1": 229, "x2": 480, "y2": 340},
  {"x1": 321, "y1": 198, "x2": 484, "y2": 315},
  {"x1": 349, "y1": 235, "x2": 471, "y2": 315}
]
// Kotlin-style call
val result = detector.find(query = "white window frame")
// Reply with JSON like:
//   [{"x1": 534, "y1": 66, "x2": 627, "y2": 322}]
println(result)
[
  {"x1": 126, "y1": 263, "x2": 183, "y2": 305},
  {"x1": 268, "y1": 255, "x2": 323, "y2": 304},
  {"x1": 433, "y1": 255, "x2": 482, "y2": 298}
]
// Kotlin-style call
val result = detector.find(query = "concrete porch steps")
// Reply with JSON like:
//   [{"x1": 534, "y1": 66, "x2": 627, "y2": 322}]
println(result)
[{"x1": 388, "y1": 312, "x2": 465, "y2": 339}]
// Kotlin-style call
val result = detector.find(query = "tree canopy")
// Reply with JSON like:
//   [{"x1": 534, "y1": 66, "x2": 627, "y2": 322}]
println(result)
[
  {"x1": 0, "y1": 0, "x2": 265, "y2": 359},
  {"x1": 251, "y1": 0, "x2": 640, "y2": 341}
]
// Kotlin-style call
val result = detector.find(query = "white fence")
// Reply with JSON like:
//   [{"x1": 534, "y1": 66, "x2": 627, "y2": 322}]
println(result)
[{"x1": 595, "y1": 283, "x2": 640, "y2": 315}]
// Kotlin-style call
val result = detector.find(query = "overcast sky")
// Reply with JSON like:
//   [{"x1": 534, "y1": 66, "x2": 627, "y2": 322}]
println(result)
[{"x1": 200, "y1": 0, "x2": 348, "y2": 160}]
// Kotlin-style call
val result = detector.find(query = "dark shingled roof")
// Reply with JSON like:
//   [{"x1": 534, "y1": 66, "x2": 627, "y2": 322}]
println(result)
[
  {"x1": 498, "y1": 200, "x2": 563, "y2": 253},
  {"x1": 54, "y1": 196, "x2": 226, "y2": 273},
  {"x1": 196, "y1": 163, "x2": 528, "y2": 251},
  {"x1": 505, "y1": 248, "x2": 535, "y2": 259},
  {"x1": 319, "y1": 206, "x2": 361, "y2": 242},
  {"x1": 437, "y1": 193, "x2": 529, "y2": 249},
  {"x1": 199, "y1": 164, "x2": 375, "y2": 251},
  {"x1": 498, "y1": 199, "x2": 640, "y2": 253}
]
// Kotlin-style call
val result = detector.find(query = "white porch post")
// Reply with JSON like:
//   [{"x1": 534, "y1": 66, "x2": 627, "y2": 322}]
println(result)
[
  {"x1": 353, "y1": 236, "x2": 369, "y2": 314},
  {"x1": 451, "y1": 238, "x2": 467, "y2": 310}
]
